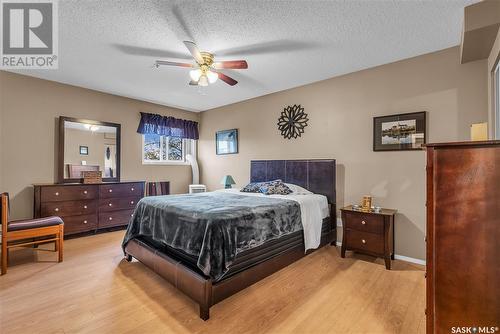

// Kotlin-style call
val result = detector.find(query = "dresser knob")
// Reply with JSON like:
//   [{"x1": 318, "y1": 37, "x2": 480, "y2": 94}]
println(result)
[
  {"x1": 131, "y1": 188, "x2": 135, "y2": 191},
  {"x1": 361, "y1": 220, "x2": 366, "y2": 225},
  {"x1": 109, "y1": 217, "x2": 113, "y2": 221},
  {"x1": 83, "y1": 190, "x2": 88, "y2": 194},
  {"x1": 108, "y1": 203, "x2": 113, "y2": 207},
  {"x1": 55, "y1": 192, "x2": 59, "y2": 196},
  {"x1": 109, "y1": 189, "x2": 113, "y2": 193},
  {"x1": 83, "y1": 220, "x2": 88, "y2": 224},
  {"x1": 54, "y1": 208, "x2": 59, "y2": 212},
  {"x1": 361, "y1": 239, "x2": 366, "y2": 244},
  {"x1": 130, "y1": 201, "x2": 134, "y2": 205},
  {"x1": 130, "y1": 214, "x2": 133, "y2": 217},
  {"x1": 84, "y1": 205, "x2": 87, "y2": 209}
]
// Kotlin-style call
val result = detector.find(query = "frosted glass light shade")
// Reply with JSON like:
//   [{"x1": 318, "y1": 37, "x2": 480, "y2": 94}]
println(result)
[
  {"x1": 189, "y1": 69, "x2": 202, "y2": 81},
  {"x1": 207, "y1": 70, "x2": 218, "y2": 84}
]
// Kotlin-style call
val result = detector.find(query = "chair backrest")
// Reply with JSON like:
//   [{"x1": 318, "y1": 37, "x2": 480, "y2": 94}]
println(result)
[
  {"x1": 1, "y1": 192, "x2": 9, "y2": 237},
  {"x1": 145, "y1": 181, "x2": 170, "y2": 196}
]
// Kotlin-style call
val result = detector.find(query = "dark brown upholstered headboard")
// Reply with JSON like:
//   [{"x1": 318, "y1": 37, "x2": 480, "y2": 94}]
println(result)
[{"x1": 250, "y1": 159, "x2": 336, "y2": 204}]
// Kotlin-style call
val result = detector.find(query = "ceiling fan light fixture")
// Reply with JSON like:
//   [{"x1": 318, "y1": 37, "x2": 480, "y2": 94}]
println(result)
[
  {"x1": 198, "y1": 75, "x2": 209, "y2": 87},
  {"x1": 207, "y1": 70, "x2": 218, "y2": 84},
  {"x1": 189, "y1": 68, "x2": 202, "y2": 81}
]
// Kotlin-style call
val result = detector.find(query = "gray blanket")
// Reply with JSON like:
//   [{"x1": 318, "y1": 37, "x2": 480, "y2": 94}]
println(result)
[{"x1": 122, "y1": 192, "x2": 302, "y2": 280}]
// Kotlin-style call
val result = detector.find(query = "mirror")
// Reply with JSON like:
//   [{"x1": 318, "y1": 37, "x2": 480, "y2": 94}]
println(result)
[{"x1": 58, "y1": 116, "x2": 121, "y2": 183}]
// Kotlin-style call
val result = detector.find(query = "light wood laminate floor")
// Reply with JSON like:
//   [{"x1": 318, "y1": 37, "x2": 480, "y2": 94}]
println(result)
[{"x1": 0, "y1": 231, "x2": 425, "y2": 334}]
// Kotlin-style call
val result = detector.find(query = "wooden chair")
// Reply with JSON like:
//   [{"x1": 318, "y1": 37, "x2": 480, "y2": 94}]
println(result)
[
  {"x1": 1, "y1": 193, "x2": 64, "y2": 275},
  {"x1": 145, "y1": 181, "x2": 170, "y2": 196}
]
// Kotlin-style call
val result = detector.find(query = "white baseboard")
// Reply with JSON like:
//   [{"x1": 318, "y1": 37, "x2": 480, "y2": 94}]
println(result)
[
  {"x1": 332, "y1": 241, "x2": 426, "y2": 265},
  {"x1": 336, "y1": 217, "x2": 343, "y2": 227}
]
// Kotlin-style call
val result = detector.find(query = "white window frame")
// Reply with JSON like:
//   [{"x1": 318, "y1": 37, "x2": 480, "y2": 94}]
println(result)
[
  {"x1": 495, "y1": 61, "x2": 500, "y2": 140},
  {"x1": 141, "y1": 135, "x2": 196, "y2": 165}
]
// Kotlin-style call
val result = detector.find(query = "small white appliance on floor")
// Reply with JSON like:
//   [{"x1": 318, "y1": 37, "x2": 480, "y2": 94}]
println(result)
[{"x1": 189, "y1": 184, "x2": 207, "y2": 194}]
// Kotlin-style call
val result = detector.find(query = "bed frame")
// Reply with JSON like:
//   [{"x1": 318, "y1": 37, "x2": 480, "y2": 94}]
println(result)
[{"x1": 124, "y1": 159, "x2": 336, "y2": 320}]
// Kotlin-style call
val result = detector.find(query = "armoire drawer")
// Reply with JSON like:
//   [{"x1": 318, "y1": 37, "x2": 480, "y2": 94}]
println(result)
[
  {"x1": 41, "y1": 199, "x2": 97, "y2": 217},
  {"x1": 63, "y1": 214, "x2": 98, "y2": 235},
  {"x1": 99, "y1": 209, "x2": 135, "y2": 228},
  {"x1": 99, "y1": 183, "x2": 144, "y2": 199},
  {"x1": 99, "y1": 197, "x2": 141, "y2": 212},
  {"x1": 41, "y1": 185, "x2": 98, "y2": 202}
]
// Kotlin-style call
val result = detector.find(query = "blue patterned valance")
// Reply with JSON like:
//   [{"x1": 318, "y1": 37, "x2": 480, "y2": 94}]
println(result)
[{"x1": 137, "y1": 112, "x2": 199, "y2": 140}]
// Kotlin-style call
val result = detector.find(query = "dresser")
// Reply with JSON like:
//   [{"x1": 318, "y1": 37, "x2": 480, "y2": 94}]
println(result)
[
  {"x1": 340, "y1": 205, "x2": 397, "y2": 269},
  {"x1": 425, "y1": 141, "x2": 500, "y2": 333},
  {"x1": 33, "y1": 181, "x2": 145, "y2": 236}
]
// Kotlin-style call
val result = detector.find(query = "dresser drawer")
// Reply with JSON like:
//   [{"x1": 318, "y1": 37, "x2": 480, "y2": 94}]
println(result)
[
  {"x1": 345, "y1": 229, "x2": 384, "y2": 255},
  {"x1": 99, "y1": 209, "x2": 135, "y2": 228},
  {"x1": 343, "y1": 211, "x2": 384, "y2": 234},
  {"x1": 41, "y1": 200, "x2": 97, "y2": 217},
  {"x1": 63, "y1": 214, "x2": 98, "y2": 235},
  {"x1": 99, "y1": 196, "x2": 141, "y2": 212},
  {"x1": 99, "y1": 183, "x2": 144, "y2": 199},
  {"x1": 41, "y1": 185, "x2": 98, "y2": 202}
]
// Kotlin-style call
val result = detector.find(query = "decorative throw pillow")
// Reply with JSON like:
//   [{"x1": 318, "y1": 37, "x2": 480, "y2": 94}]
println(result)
[
  {"x1": 241, "y1": 179, "x2": 283, "y2": 193},
  {"x1": 259, "y1": 181, "x2": 293, "y2": 195}
]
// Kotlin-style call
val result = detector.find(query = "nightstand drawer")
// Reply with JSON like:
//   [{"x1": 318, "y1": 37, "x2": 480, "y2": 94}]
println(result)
[
  {"x1": 345, "y1": 229, "x2": 384, "y2": 255},
  {"x1": 343, "y1": 211, "x2": 384, "y2": 234}
]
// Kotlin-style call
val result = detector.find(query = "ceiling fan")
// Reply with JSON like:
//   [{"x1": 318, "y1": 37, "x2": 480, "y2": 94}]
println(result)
[{"x1": 154, "y1": 41, "x2": 248, "y2": 87}]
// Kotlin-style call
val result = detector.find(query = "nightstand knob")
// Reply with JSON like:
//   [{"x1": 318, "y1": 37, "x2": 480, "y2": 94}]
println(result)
[
  {"x1": 109, "y1": 217, "x2": 113, "y2": 221},
  {"x1": 108, "y1": 203, "x2": 113, "y2": 207},
  {"x1": 54, "y1": 208, "x2": 59, "y2": 212},
  {"x1": 362, "y1": 239, "x2": 366, "y2": 244},
  {"x1": 361, "y1": 220, "x2": 366, "y2": 225},
  {"x1": 83, "y1": 205, "x2": 88, "y2": 209},
  {"x1": 83, "y1": 190, "x2": 88, "y2": 194},
  {"x1": 55, "y1": 192, "x2": 59, "y2": 196},
  {"x1": 131, "y1": 188, "x2": 135, "y2": 191},
  {"x1": 83, "y1": 220, "x2": 88, "y2": 224},
  {"x1": 130, "y1": 201, "x2": 134, "y2": 205},
  {"x1": 109, "y1": 189, "x2": 113, "y2": 193}
]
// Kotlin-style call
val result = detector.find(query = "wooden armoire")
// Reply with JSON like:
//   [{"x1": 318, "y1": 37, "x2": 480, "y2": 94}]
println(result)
[{"x1": 425, "y1": 141, "x2": 500, "y2": 333}]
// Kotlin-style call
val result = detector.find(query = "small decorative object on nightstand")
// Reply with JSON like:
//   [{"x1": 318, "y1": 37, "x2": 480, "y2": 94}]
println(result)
[
  {"x1": 340, "y1": 205, "x2": 397, "y2": 269},
  {"x1": 220, "y1": 175, "x2": 236, "y2": 189}
]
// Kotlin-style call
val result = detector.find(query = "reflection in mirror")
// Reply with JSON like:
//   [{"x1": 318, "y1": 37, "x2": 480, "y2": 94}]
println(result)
[{"x1": 63, "y1": 121, "x2": 117, "y2": 179}]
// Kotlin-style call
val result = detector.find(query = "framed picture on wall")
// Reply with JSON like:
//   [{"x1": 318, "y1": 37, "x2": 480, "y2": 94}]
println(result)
[
  {"x1": 373, "y1": 111, "x2": 427, "y2": 151},
  {"x1": 216, "y1": 129, "x2": 238, "y2": 155},
  {"x1": 79, "y1": 146, "x2": 89, "y2": 155}
]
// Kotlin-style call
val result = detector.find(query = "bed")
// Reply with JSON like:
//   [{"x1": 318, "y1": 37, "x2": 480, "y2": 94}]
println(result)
[{"x1": 123, "y1": 159, "x2": 336, "y2": 320}]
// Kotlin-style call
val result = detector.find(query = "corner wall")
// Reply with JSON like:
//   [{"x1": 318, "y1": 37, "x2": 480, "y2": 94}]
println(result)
[
  {"x1": 488, "y1": 28, "x2": 500, "y2": 138},
  {"x1": 198, "y1": 47, "x2": 488, "y2": 261},
  {"x1": 0, "y1": 71, "x2": 199, "y2": 219}
]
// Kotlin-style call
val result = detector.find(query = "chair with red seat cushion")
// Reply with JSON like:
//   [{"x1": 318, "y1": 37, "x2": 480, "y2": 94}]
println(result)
[{"x1": 1, "y1": 192, "x2": 64, "y2": 275}]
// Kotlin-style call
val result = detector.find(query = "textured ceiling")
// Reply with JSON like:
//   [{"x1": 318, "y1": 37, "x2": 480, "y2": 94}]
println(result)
[{"x1": 10, "y1": 0, "x2": 477, "y2": 112}]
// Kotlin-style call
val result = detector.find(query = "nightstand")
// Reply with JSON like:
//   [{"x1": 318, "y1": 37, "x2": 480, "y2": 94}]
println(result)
[{"x1": 340, "y1": 205, "x2": 397, "y2": 269}]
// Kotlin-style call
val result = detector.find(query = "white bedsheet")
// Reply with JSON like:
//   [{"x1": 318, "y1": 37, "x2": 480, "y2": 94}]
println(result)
[{"x1": 215, "y1": 188, "x2": 329, "y2": 252}]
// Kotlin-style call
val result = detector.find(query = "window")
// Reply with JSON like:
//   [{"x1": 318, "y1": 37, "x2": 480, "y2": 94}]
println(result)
[
  {"x1": 495, "y1": 62, "x2": 500, "y2": 139},
  {"x1": 142, "y1": 134, "x2": 195, "y2": 164}
]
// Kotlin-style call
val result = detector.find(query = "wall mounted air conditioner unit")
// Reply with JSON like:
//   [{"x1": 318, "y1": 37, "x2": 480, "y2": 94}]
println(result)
[{"x1": 189, "y1": 184, "x2": 207, "y2": 194}]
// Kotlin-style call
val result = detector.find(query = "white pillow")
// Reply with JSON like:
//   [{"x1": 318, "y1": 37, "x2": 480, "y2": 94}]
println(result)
[{"x1": 285, "y1": 183, "x2": 312, "y2": 195}]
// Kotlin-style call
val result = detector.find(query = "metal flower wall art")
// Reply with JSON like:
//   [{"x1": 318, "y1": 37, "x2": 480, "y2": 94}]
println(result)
[{"x1": 277, "y1": 104, "x2": 309, "y2": 139}]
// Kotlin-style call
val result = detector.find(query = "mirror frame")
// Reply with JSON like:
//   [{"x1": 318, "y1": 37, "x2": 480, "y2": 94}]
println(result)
[{"x1": 58, "y1": 116, "x2": 121, "y2": 183}]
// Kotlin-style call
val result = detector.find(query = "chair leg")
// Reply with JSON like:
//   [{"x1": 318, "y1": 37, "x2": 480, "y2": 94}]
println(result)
[
  {"x1": 1, "y1": 241, "x2": 7, "y2": 275},
  {"x1": 58, "y1": 227, "x2": 64, "y2": 263}
]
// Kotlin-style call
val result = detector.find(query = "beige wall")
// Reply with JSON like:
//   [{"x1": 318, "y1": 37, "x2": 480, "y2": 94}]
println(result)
[
  {"x1": 488, "y1": 28, "x2": 500, "y2": 138},
  {"x1": 0, "y1": 71, "x2": 199, "y2": 220},
  {"x1": 64, "y1": 129, "x2": 108, "y2": 177},
  {"x1": 198, "y1": 47, "x2": 488, "y2": 260}
]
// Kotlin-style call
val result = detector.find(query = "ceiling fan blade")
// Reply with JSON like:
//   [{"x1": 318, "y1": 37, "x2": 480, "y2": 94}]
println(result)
[
  {"x1": 189, "y1": 80, "x2": 198, "y2": 86},
  {"x1": 213, "y1": 60, "x2": 248, "y2": 69},
  {"x1": 155, "y1": 60, "x2": 194, "y2": 68},
  {"x1": 183, "y1": 41, "x2": 204, "y2": 64},
  {"x1": 217, "y1": 72, "x2": 238, "y2": 86}
]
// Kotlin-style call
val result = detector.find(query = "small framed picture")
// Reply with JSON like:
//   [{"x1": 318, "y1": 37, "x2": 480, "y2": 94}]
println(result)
[
  {"x1": 216, "y1": 129, "x2": 238, "y2": 155},
  {"x1": 79, "y1": 145, "x2": 89, "y2": 155},
  {"x1": 373, "y1": 111, "x2": 427, "y2": 151}
]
